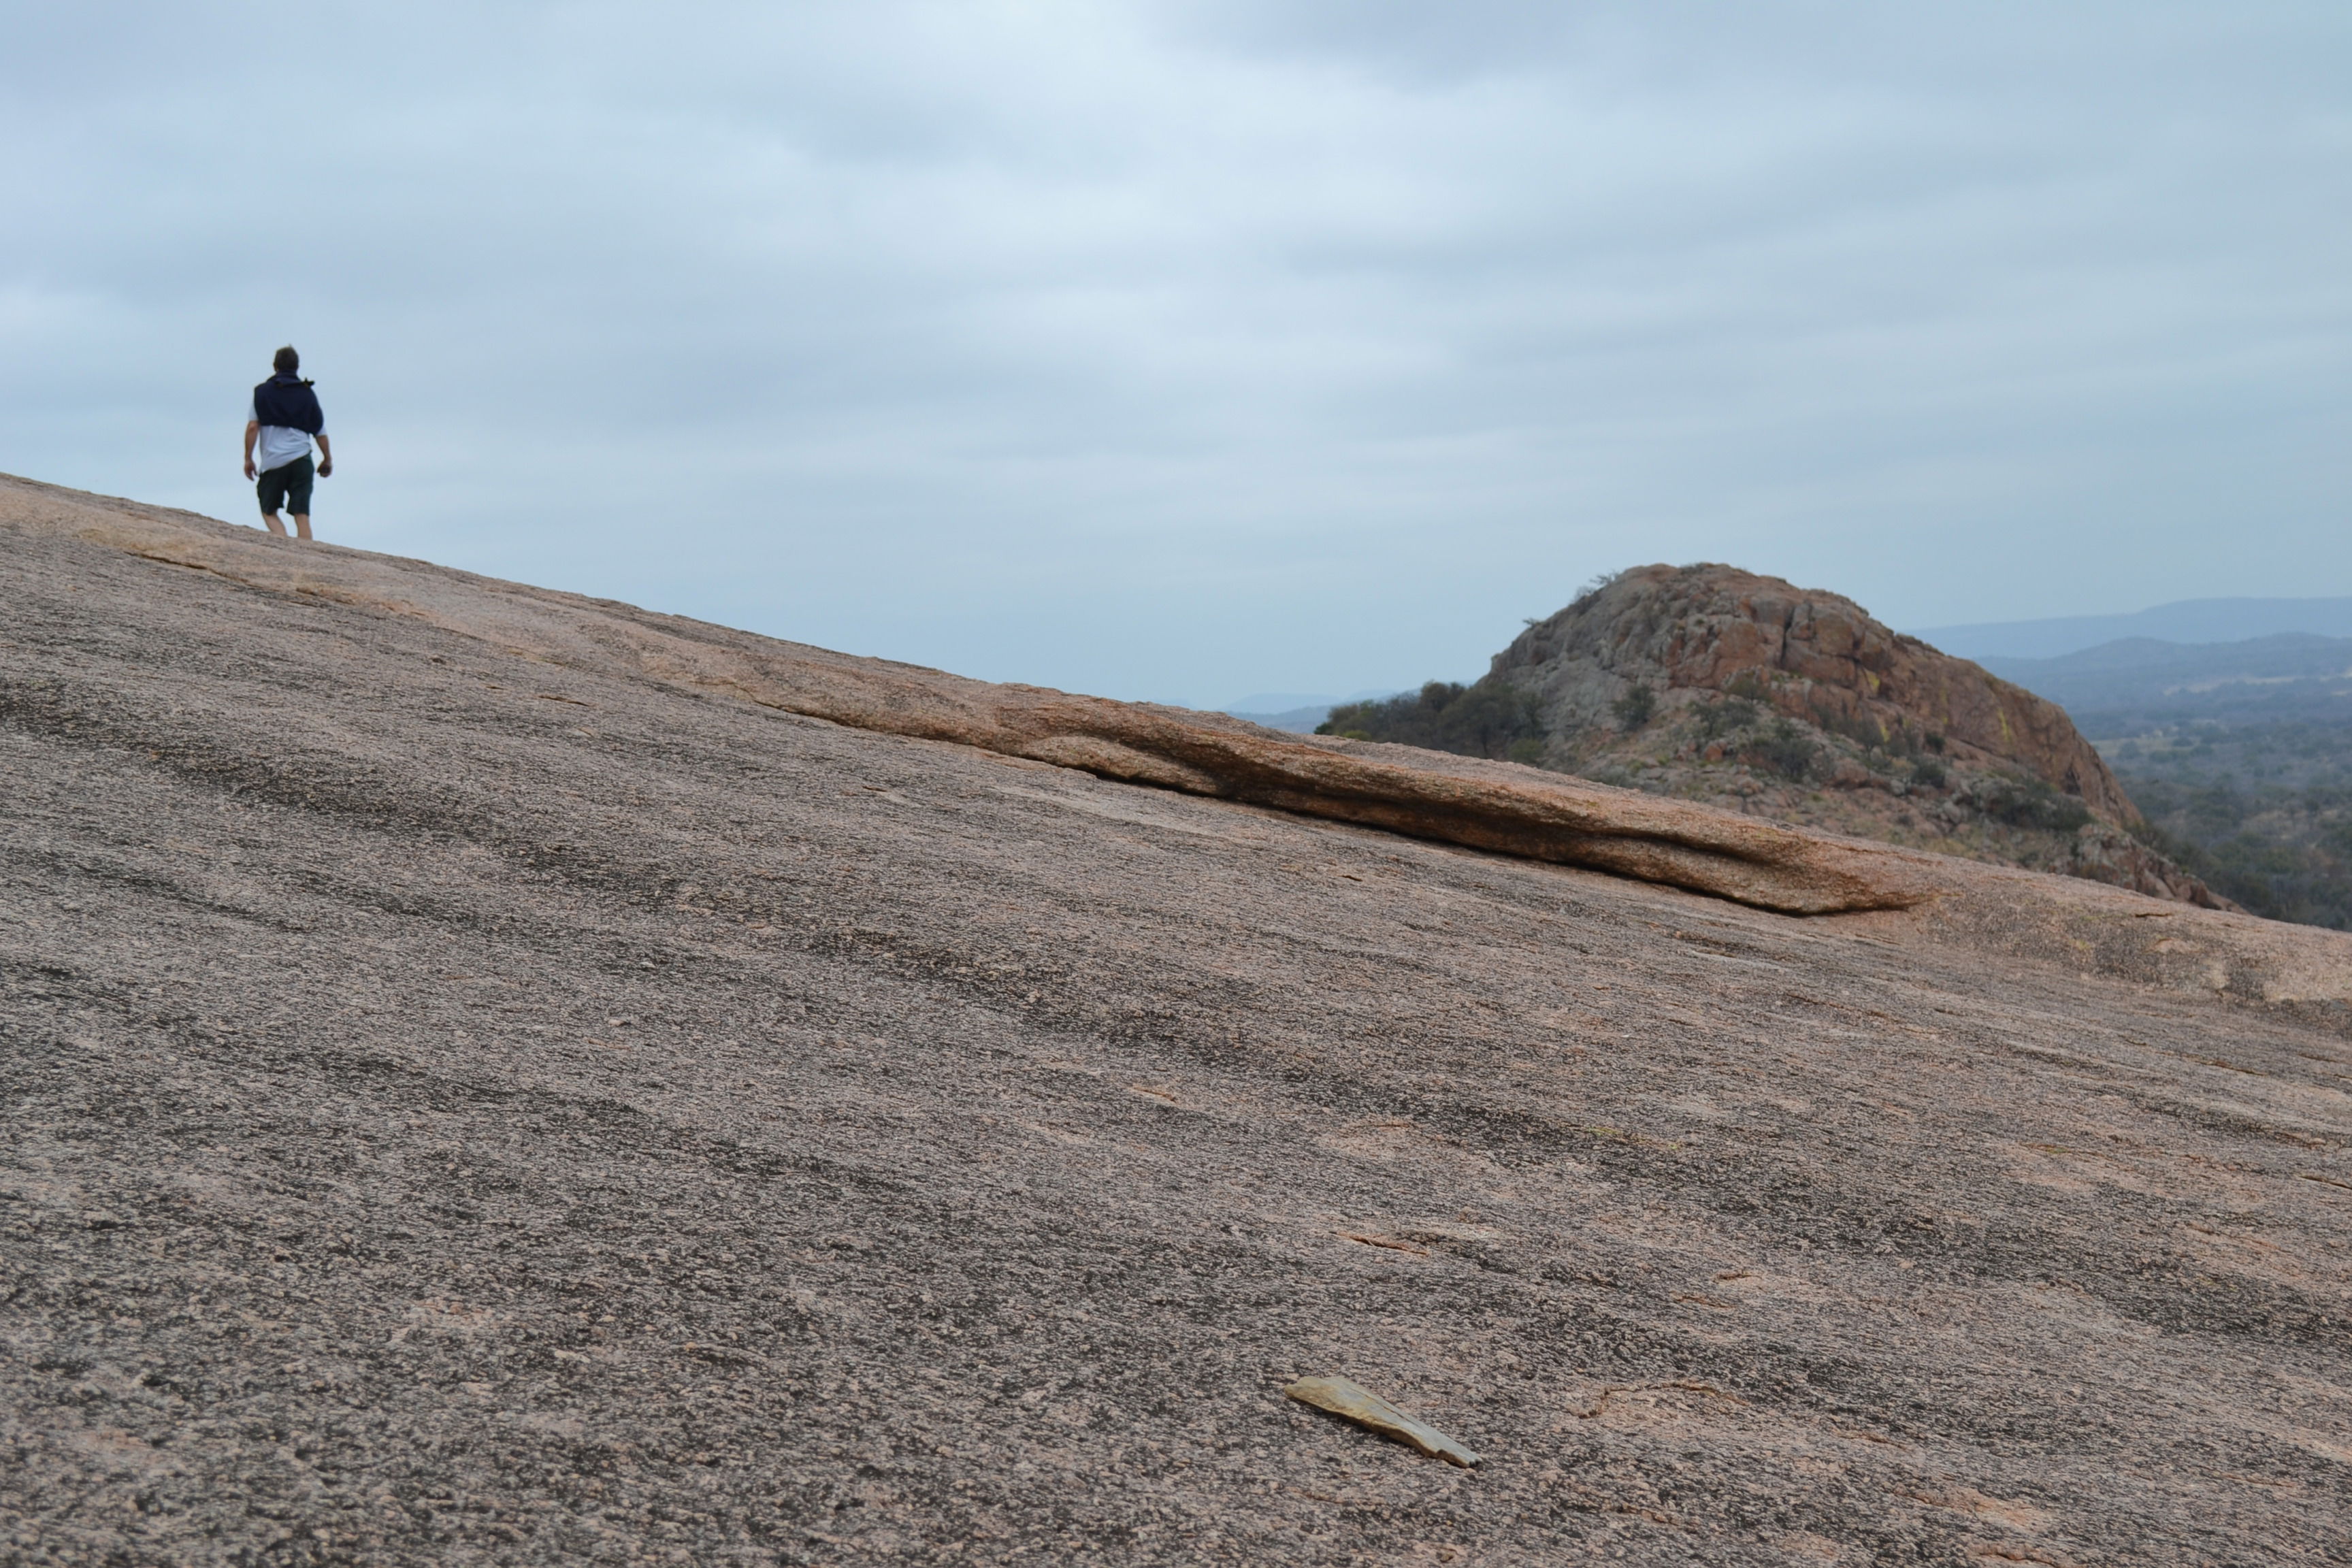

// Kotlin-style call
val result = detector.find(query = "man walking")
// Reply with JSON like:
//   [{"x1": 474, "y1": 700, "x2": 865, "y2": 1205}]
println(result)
[{"x1": 242, "y1": 346, "x2": 333, "y2": 540}]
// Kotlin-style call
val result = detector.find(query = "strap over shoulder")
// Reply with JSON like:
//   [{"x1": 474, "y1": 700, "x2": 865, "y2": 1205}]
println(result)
[{"x1": 252, "y1": 374, "x2": 323, "y2": 435}]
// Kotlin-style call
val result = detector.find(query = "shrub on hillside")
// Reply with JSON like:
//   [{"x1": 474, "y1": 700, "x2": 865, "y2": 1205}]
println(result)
[
  {"x1": 1744, "y1": 718, "x2": 1818, "y2": 781},
  {"x1": 1967, "y1": 774, "x2": 2093, "y2": 834},
  {"x1": 1568, "y1": 568, "x2": 1628, "y2": 613},
  {"x1": 1694, "y1": 696, "x2": 1762, "y2": 743},
  {"x1": 1611, "y1": 684, "x2": 1656, "y2": 730},
  {"x1": 1814, "y1": 706, "x2": 1890, "y2": 751},
  {"x1": 1318, "y1": 681, "x2": 1546, "y2": 764}
]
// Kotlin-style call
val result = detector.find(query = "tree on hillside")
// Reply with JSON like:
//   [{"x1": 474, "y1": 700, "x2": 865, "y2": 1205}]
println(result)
[{"x1": 1318, "y1": 681, "x2": 1546, "y2": 764}]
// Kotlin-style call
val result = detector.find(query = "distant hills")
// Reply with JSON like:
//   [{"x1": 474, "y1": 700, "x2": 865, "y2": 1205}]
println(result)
[
  {"x1": 1229, "y1": 598, "x2": 2352, "y2": 727},
  {"x1": 1979, "y1": 634, "x2": 2352, "y2": 734},
  {"x1": 1222, "y1": 689, "x2": 1402, "y2": 734},
  {"x1": 1915, "y1": 596, "x2": 2352, "y2": 659},
  {"x1": 1969, "y1": 632, "x2": 2352, "y2": 928}
]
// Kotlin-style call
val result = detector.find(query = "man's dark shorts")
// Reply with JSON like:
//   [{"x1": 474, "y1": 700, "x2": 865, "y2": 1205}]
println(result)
[{"x1": 257, "y1": 456, "x2": 314, "y2": 517}]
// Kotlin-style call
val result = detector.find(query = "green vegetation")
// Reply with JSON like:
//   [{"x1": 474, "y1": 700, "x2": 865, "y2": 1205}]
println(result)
[
  {"x1": 1693, "y1": 696, "x2": 1761, "y2": 742},
  {"x1": 1611, "y1": 683, "x2": 1656, "y2": 730},
  {"x1": 1814, "y1": 707, "x2": 1893, "y2": 751},
  {"x1": 1744, "y1": 718, "x2": 1818, "y2": 781},
  {"x1": 2102, "y1": 721, "x2": 2352, "y2": 928},
  {"x1": 1677, "y1": 691, "x2": 1816, "y2": 779},
  {"x1": 1962, "y1": 774, "x2": 2093, "y2": 834},
  {"x1": 1980, "y1": 637, "x2": 2352, "y2": 928},
  {"x1": 1319, "y1": 681, "x2": 1546, "y2": 764}
]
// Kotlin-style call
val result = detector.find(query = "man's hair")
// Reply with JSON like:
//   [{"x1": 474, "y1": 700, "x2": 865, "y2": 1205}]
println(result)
[{"x1": 273, "y1": 346, "x2": 299, "y2": 374}]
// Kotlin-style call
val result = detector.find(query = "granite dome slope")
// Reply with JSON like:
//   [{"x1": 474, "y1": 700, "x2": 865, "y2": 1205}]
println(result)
[{"x1": 3, "y1": 476, "x2": 2349, "y2": 1566}]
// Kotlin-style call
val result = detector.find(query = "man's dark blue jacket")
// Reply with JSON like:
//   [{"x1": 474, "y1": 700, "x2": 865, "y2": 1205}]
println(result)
[{"x1": 252, "y1": 373, "x2": 324, "y2": 435}]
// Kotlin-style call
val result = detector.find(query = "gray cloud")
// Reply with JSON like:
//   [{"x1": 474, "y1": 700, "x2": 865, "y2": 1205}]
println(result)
[{"x1": 3, "y1": 1, "x2": 2347, "y2": 704}]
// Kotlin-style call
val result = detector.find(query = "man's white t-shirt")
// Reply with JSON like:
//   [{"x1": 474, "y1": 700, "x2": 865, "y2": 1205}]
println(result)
[{"x1": 248, "y1": 397, "x2": 324, "y2": 472}]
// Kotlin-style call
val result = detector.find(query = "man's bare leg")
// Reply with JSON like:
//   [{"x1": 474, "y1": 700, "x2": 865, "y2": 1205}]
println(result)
[
  {"x1": 291, "y1": 513, "x2": 313, "y2": 542},
  {"x1": 260, "y1": 510, "x2": 289, "y2": 538}
]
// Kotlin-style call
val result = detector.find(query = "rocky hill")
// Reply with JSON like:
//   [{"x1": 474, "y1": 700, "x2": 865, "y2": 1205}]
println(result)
[
  {"x1": 5, "y1": 476, "x2": 2351, "y2": 1565},
  {"x1": 1326, "y1": 564, "x2": 2222, "y2": 905}
]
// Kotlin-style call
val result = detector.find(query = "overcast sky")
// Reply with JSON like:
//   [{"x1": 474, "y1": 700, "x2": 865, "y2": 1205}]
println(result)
[{"x1": 4, "y1": 2, "x2": 2347, "y2": 706}]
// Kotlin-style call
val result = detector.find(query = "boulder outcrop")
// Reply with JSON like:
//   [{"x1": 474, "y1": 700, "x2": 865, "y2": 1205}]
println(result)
[
  {"x1": 1499, "y1": 564, "x2": 2136, "y2": 821},
  {"x1": 1332, "y1": 564, "x2": 2223, "y2": 906}
]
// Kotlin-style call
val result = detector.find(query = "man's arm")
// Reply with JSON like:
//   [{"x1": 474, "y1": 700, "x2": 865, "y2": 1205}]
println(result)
[
  {"x1": 243, "y1": 421, "x2": 259, "y2": 480},
  {"x1": 315, "y1": 433, "x2": 332, "y2": 478}
]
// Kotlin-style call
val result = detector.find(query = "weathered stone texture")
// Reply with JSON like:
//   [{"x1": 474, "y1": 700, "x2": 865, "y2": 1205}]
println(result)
[
  {"x1": 1498, "y1": 564, "x2": 2136, "y2": 823},
  {"x1": 3, "y1": 476, "x2": 2349, "y2": 1566}
]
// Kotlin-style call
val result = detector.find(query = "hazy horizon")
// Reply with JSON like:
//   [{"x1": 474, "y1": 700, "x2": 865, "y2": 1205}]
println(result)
[{"x1": 5, "y1": 3, "x2": 2347, "y2": 707}]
